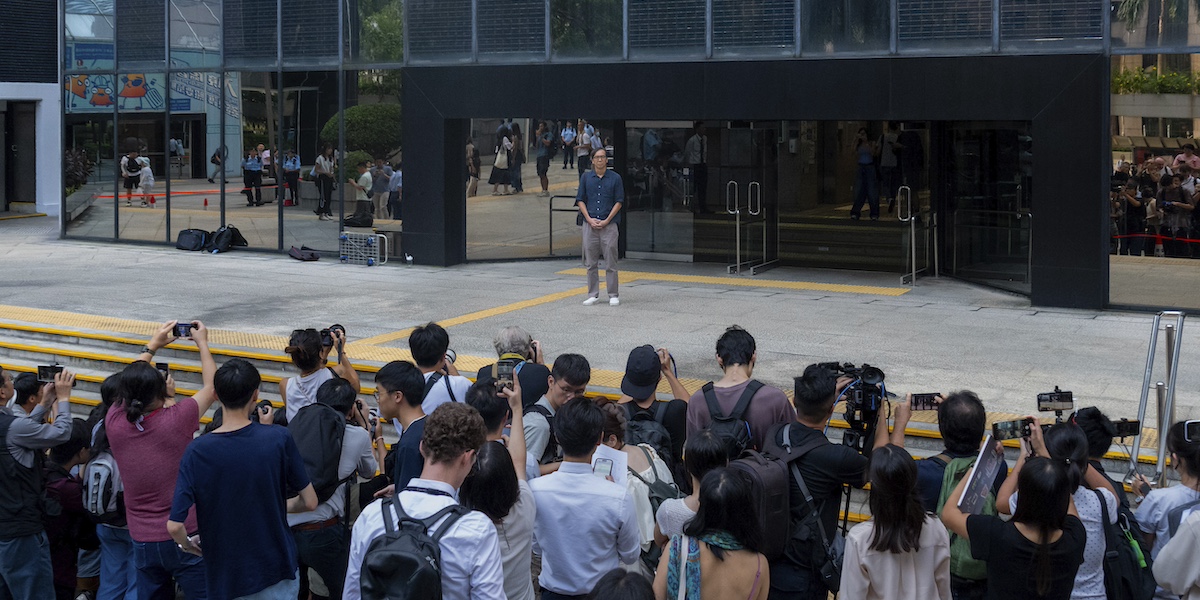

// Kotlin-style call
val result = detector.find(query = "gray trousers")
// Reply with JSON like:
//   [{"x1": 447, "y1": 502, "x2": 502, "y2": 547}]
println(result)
[{"x1": 582, "y1": 221, "x2": 619, "y2": 297}]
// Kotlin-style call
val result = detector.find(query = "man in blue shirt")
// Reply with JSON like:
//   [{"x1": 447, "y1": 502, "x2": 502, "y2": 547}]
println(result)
[
  {"x1": 168, "y1": 359, "x2": 317, "y2": 600},
  {"x1": 560, "y1": 120, "x2": 577, "y2": 170},
  {"x1": 282, "y1": 149, "x2": 301, "y2": 206},
  {"x1": 576, "y1": 148, "x2": 624, "y2": 306},
  {"x1": 241, "y1": 149, "x2": 264, "y2": 206}
]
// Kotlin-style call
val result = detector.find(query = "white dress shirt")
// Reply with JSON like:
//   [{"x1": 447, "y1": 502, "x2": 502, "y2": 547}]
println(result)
[
  {"x1": 344, "y1": 479, "x2": 505, "y2": 600},
  {"x1": 530, "y1": 461, "x2": 640, "y2": 595},
  {"x1": 421, "y1": 372, "x2": 472, "y2": 415}
]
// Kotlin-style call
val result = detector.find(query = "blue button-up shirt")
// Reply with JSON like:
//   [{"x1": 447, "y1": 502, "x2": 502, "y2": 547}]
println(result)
[
  {"x1": 283, "y1": 156, "x2": 300, "y2": 171},
  {"x1": 561, "y1": 128, "x2": 576, "y2": 144},
  {"x1": 576, "y1": 170, "x2": 624, "y2": 225},
  {"x1": 242, "y1": 156, "x2": 262, "y2": 171}
]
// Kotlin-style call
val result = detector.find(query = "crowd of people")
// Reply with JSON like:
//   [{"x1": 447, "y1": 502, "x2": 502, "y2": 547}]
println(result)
[
  {"x1": 1, "y1": 322, "x2": 1199, "y2": 600},
  {"x1": 468, "y1": 119, "x2": 607, "y2": 200},
  {"x1": 1111, "y1": 147, "x2": 1200, "y2": 258}
]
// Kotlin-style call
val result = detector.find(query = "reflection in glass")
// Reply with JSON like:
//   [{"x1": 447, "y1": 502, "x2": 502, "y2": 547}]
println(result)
[
  {"x1": 801, "y1": 0, "x2": 890, "y2": 54},
  {"x1": 407, "y1": 0, "x2": 472, "y2": 62},
  {"x1": 116, "y1": 0, "x2": 166, "y2": 67},
  {"x1": 897, "y1": 0, "x2": 991, "y2": 52},
  {"x1": 1112, "y1": 0, "x2": 1200, "y2": 49},
  {"x1": 223, "y1": 0, "x2": 279, "y2": 67},
  {"x1": 628, "y1": 0, "x2": 705, "y2": 58},
  {"x1": 281, "y1": 71, "x2": 343, "y2": 253},
  {"x1": 999, "y1": 0, "x2": 1102, "y2": 46},
  {"x1": 349, "y1": 0, "x2": 405, "y2": 64},
  {"x1": 282, "y1": 0, "x2": 338, "y2": 66},
  {"x1": 552, "y1": 0, "x2": 623, "y2": 59},
  {"x1": 64, "y1": 74, "x2": 116, "y2": 240},
  {"x1": 170, "y1": 0, "x2": 222, "y2": 69},
  {"x1": 65, "y1": 0, "x2": 115, "y2": 71},
  {"x1": 625, "y1": 124, "x2": 695, "y2": 257},
  {"x1": 479, "y1": 0, "x2": 546, "y2": 59},
  {"x1": 713, "y1": 0, "x2": 794, "y2": 55}
]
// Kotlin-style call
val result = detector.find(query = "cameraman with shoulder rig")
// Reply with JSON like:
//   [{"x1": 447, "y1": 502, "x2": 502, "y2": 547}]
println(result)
[{"x1": 767, "y1": 363, "x2": 910, "y2": 600}]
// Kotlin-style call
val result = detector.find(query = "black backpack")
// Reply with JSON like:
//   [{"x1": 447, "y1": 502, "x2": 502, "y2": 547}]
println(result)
[
  {"x1": 524, "y1": 404, "x2": 557, "y2": 464},
  {"x1": 626, "y1": 444, "x2": 683, "y2": 572},
  {"x1": 206, "y1": 225, "x2": 248, "y2": 254},
  {"x1": 731, "y1": 423, "x2": 826, "y2": 562},
  {"x1": 624, "y1": 402, "x2": 674, "y2": 467},
  {"x1": 344, "y1": 215, "x2": 374, "y2": 228},
  {"x1": 360, "y1": 493, "x2": 468, "y2": 600},
  {"x1": 176, "y1": 229, "x2": 211, "y2": 251},
  {"x1": 288, "y1": 403, "x2": 348, "y2": 504},
  {"x1": 1095, "y1": 489, "x2": 1157, "y2": 600},
  {"x1": 702, "y1": 380, "x2": 763, "y2": 459}
]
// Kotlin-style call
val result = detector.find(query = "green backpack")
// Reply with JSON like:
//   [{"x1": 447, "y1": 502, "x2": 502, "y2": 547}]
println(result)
[{"x1": 933, "y1": 455, "x2": 996, "y2": 582}]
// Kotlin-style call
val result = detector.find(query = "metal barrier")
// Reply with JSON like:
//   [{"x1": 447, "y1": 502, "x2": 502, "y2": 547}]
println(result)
[
  {"x1": 548, "y1": 194, "x2": 580, "y2": 256},
  {"x1": 951, "y1": 209, "x2": 1032, "y2": 283},
  {"x1": 1126, "y1": 311, "x2": 1186, "y2": 487},
  {"x1": 896, "y1": 186, "x2": 939, "y2": 286}
]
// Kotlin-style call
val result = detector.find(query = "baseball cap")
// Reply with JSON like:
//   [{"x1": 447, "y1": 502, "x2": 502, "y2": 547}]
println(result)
[{"x1": 621, "y1": 345, "x2": 661, "y2": 400}]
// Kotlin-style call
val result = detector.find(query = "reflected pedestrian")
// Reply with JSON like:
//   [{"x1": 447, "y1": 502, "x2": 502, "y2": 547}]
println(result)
[
  {"x1": 282, "y1": 149, "x2": 300, "y2": 207},
  {"x1": 561, "y1": 120, "x2": 577, "y2": 170},
  {"x1": 208, "y1": 145, "x2": 226, "y2": 183},
  {"x1": 850, "y1": 127, "x2": 879, "y2": 220},
  {"x1": 509, "y1": 122, "x2": 525, "y2": 194},
  {"x1": 314, "y1": 144, "x2": 335, "y2": 221},
  {"x1": 242, "y1": 149, "x2": 263, "y2": 207},
  {"x1": 466, "y1": 137, "x2": 480, "y2": 198},
  {"x1": 536, "y1": 121, "x2": 553, "y2": 197},
  {"x1": 489, "y1": 123, "x2": 513, "y2": 196}
]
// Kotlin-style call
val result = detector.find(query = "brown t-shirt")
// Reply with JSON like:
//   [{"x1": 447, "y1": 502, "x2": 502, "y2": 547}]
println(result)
[{"x1": 685, "y1": 379, "x2": 796, "y2": 452}]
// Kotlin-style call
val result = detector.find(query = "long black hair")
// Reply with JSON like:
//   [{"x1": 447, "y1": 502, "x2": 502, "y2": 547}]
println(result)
[
  {"x1": 867, "y1": 444, "x2": 927, "y2": 553},
  {"x1": 683, "y1": 468, "x2": 761, "y2": 559},
  {"x1": 1011, "y1": 457, "x2": 1073, "y2": 596},
  {"x1": 90, "y1": 373, "x2": 123, "y2": 454},
  {"x1": 459, "y1": 441, "x2": 520, "y2": 522},
  {"x1": 1167, "y1": 420, "x2": 1200, "y2": 480},
  {"x1": 117, "y1": 361, "x2": 169, "y2": 423},
  {"x1": 1043, "y1": 423, "x2": 1088, "y2": 493},
  {"x1": 285, "y1": 329, "x2": 324, "y2": 373}
]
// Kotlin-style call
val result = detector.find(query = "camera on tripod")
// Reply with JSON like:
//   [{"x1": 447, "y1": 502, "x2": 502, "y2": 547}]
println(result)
[{"x1": 818, "y1": 362, "x2": 888, "y2": 455}]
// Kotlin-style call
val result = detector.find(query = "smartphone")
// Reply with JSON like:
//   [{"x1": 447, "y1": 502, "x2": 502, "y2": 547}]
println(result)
[
  {"x1": 1113, "y1": 419, "x2": 1141, "y2": 439},
  {"x1": 174, "y1": 322, "x2": 194, "y2": 338},
  {"x1": 1037, "y1": 389, "x2": 1074, "y2": 412},
  {"x1": 910, "y1": 393, "x2": 939, "y2": 411},
  {"x1": 496, "y1": 360, "x2": 518, "y2": 390},
  {"x1": 36, "y1": 364, "x2": 64, "y2": 384},
  {"x1": 593, "y1": 458, "x2": 614, "y2": 478},
  {"x1": 156, "y1": 362, "x2": 170, "y2": 380},
  {"x1": 992, "y1": 418, "x2": 1032, "y2": 441},
  {"x1": 1186, "y1": 419, "x2": 1200, "y2": 443}
]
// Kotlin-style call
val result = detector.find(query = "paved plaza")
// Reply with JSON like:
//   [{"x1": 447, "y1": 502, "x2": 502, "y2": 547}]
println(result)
[{"x1": 2, "y1": 214, "x2": 1197, "y2": 427}]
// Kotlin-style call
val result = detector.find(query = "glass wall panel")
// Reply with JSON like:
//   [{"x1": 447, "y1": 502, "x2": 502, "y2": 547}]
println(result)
[
  {"x1": 116, "y1": 0, "x2": 166, "y2": 68},
  {"x1": 280, "y1": 71, "x2": 342, "y2": 252},
  {"x1": 166, "y1": 72, "x2": 225, "y2": 246},
  {"x1": 479, "y1": 0, "x2": 546, "y2": 60},
  {"x1": 407, "y1": 0, "x2": 472, "y2": 62},
  {"x1": 64, "y1": 73, "x2": 116, "y2": 239},
  {"x1": 1000, "y1": 0, "x2": 1102, "y2": 49},
  {"x1": 552, "y1": 0, "x2": 623, "y2": 59},
  {"x1": 65, "y1": 0, "x2": 115, "y2": 72},
  {"x1": 624, "y1": 122, "x2": 695, "y2": 258},
  {"x1": 1112, "y1": 0, "x2": 1200, "y2": 50},
  {"x1": 629, "y1": 0, "x2": 706, "y2": 58},
  {"x1": 224, "y1": 71, "x2": 282, "y2": 248},
  {"x1": 117, "y1": 90, "x2": 168, "y2": 242},
  {"x1": 282, "y1": 0, "x2": 339, "y2": 66},
  {"x1": 170, "y1": 0, "x2": 222, "y2": 69},
  {"x1": 224, "y1": 0, "x2": 278, "y2": 68},
  {"x1": 713, "y1": 0, "x2": 794, "y2": 55},
  {"x1": 898, "y1": 0, "x2": 991, "y2": 52},
  {"x1": 348, "y1": 0, "x2": 405, "y2": 64},
  {"x1": 801, "y1": 0, "x2": 890, "y2": 54},
  {"x1": 340, "y1": 70, "x2": 404, "y2": 243}
]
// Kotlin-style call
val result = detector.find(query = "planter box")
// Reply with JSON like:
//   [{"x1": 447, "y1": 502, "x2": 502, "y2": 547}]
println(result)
[{"x1": 1111, "y1": 94, "x2": 1200, "y2": 119}]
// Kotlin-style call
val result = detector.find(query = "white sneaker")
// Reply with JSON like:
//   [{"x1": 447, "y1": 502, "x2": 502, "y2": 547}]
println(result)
[
  {"x1": 609, "y1": 297, "x2": 620, "y2": 306},
  {"x1": 582, "y1": 297, "x2": 600, "y2": 306}
]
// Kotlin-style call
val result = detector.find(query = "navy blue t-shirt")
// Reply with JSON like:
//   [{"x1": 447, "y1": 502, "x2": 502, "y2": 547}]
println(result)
[
  {"x1": 391, "y1": 417, "x2": 426, "y2": 490},
  {"x1": 171, "y1": 422, "x2": 310, "y2": 599}
]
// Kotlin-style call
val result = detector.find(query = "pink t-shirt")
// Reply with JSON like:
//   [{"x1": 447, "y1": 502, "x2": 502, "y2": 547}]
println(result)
[
  {"x1": 106, "y1": 398, "x2": 201, "y2": 542},
  {"x1": 1174, "y1": 153, "x2": 1200, "y2": 170}
]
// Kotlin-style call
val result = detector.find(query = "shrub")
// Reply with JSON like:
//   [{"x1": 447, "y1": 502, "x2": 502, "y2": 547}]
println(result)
[
  {"x1": 319, "y1": 103, "x2": 402, "y2": 159},
  {"x1": 64, "y1": 147, "x2": 94, "y2": 191}
]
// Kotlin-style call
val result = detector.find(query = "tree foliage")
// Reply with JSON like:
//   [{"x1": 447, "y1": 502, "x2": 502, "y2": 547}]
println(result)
[
  {"x1": 551, "y1": 0, "x2": 622, "y2": 56},
  {"x1": 319, "y1": 103, "x2": 403, "y2": 158}
]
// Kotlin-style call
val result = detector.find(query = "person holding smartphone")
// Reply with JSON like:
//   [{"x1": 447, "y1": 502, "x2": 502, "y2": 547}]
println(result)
[{"x1": 1130, "y1": 420, "x2": 1200, "y2": 600}]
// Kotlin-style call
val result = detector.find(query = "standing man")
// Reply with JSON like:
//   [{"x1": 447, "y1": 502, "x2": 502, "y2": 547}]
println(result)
[
  {"x1": 536, "y1": 121, "x2": 554, "y2": 197},
  {"x1": 684, "y1": 122, "x2": 707, "y2": 212},
  {"x1": 561, "y1": 120, "x2": 577, "y2": 171},
  {"x1": 576, "y1": 148, "x2": 624, "y2": 306},
  {"x1": 879, "y1": 122, "x2": 901, "y2": 214},
  {"x1": 388, "y1": 162, "x2": 403, "y2": 219},
  {"x1": 121, "y1": 150, "x2": 142, "y2": 206},
  {"x1": 282, "y1": 149, "x2": 301, "y2": 206}
]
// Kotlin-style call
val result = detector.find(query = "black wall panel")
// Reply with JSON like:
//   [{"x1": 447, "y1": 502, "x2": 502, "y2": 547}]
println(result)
[{"x1": 0, "y1": 1, "x2": 57, "y2": 83}]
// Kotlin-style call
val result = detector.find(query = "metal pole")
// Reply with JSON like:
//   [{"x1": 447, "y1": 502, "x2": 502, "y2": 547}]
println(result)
[
  {"x1": 1127, "y1": 312, "x2": 1163, "y2": 480},
  {"x1": 1159, "y1": 316, "x2": 1185, "y2": 483},
  {"x1": 1154, "y1": 381, "x2": 1169, "y2": 486}
]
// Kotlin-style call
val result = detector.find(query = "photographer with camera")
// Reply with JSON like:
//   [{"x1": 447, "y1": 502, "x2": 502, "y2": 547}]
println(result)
[
  {"x1": 476, "y1": 326, "x2": 550, "y2": 411},
  {"x1": 279, "y1": 325, "x2": 361, "y2": 423},
  {"x1": 1156, "y1": 173, "x2": 1194, "y2": 258},
  {"x1": 768, "y1": 363, "x2": 909, "y2": 600},
  {"x1": 410, "y1": 322, "x2": 473, "y2": 415}
]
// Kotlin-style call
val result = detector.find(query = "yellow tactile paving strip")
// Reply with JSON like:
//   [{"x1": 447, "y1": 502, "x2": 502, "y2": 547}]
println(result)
[
  {"x1": 0, "y1": 213, "x2": 48, "y2": 221},
  {"x1": 556, "y1": 268, "x2": 911, "y2": 296}
]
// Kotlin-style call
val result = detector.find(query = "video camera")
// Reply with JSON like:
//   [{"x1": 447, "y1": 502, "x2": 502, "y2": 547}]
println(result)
[{"x1": 818, "y1": 362, "x2": 889, "y2": 455}]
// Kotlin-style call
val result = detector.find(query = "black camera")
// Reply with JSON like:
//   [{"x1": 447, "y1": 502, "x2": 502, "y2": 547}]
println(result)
[
  {"x1": 1112, "y1": 418, "x2": 1140, "y2": 439},
  {"x1": 174, "y1": 322, "x2": 194, "y2": 338},
  {"x1": 993, "y1": 418, "x2": 1033, "y2": 441},
  {"x1": 1037, "y1": 387, "x2": 1074, "y2": 412},
  {"x1": 818, "y1": 362, "x2": 887, "y2": 455},
  {"x1": 320, "y1": 324, "x2": 346, "y2": 348},
  {"x1": 250, "y1": 399, "x2": 274, "y2": 423}
]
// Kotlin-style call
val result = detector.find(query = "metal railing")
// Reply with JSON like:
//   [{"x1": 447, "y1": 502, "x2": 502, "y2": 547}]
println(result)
[
  {"x1": 548, "y1": 194, "x2": 581, "y2": 257},
  {"x1": 951, "y1": 208, "x2": 1032, "y2": 283},
  {"x1": 1126, "y1": 311, "x2": 1186, "y2": 487},
  {"x1": 896, "y1": 185, "x2": 939, "y2": 286},
  {"x1": 724, "y1": 180, "x2": 778, "y2": 275}
]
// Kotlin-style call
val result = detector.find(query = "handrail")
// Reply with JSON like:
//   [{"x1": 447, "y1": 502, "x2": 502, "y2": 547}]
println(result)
[
  {"x1": 548, "y1": 194, "x2": 580, "y2": 256},
  {"x1": 748, "y1": 182, "x2": 761, "y2": 216},
  {"x1": 1125, "y1": 312, "x2": 1185, "y2": 486},
  {"x1": 896, "y1": 186, "x2": 917, "y2": 286},
  {"x1": 725, "y1": 181, "x2": 738, "y2": 215}
]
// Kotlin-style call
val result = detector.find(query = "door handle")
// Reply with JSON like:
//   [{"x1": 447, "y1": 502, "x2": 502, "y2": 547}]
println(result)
[{"x1": 726, "y1": 180, "x2": 738, "y2": 215}]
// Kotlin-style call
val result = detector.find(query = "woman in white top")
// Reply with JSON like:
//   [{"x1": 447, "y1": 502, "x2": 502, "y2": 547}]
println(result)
[
  {"x1": 460, "y1": 376, "x2": 536, "y2": 600},
  {"x1": 1131, "y1": 420, "x2": 1200, "y2": 600},
  {"x1": 314, "y1": 143, "x2": 336, "y2": 219},
  {"x1": 598, "y1": 399, "x2": 676, "y2": 577},
  {"x1": 841, "y1": 444, "x2": 951, "y2": 600},
  {"x1": 279, "y1": 327, "x2": 360, "y2": 422},
  {"x1": 488, "y1": 127, "x2": 513, "y2": 195},
  {"x1": 1154, "y1": 511, "x2": 1200, "y2": 600},
  {"x1": 998, "y1": 422, "x2": 1119, "y2": 600},
  {"x1": 655, "y1": 430, "x2": 727, "y2": 544}
]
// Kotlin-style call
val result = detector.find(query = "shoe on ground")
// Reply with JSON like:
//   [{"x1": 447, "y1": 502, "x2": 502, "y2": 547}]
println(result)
[
  {"x1": 207, "y1": 178, "x2": 215, "y2": 183},
  {"x1": 609, "y1": 297, "x2": 620, "y2": 306},
  {"x1": 870, "y1": 216, "x2": 879, "y2": 221},
  {"x1": 140, "y1": 201, "x2": 149, "y2": 207},
  {"x1": 582, "y1": 297, "x2": 600, "y2": 306},
  {"x1": 850, "y1": 214, "x2": 860, "y2": 220}
]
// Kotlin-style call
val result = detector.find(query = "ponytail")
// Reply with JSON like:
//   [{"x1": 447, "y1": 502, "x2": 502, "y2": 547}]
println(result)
[{"x1": 117, "y1": 362, "x2": 168, "y2": 423}]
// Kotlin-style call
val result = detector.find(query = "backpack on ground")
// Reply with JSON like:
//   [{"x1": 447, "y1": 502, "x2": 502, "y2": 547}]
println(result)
[
  {"x1": 624, "y1": 402, "x2": 674, "y2": 467},
  {"x1": 288, "y1": 246, "x2": 319, "y2": 261},
  {"x1": 524, "y1": 403, "x2": 557, "y2": 464},
  {"x1": 206, "y1": 225, "x2": 248, "y2": 254},
  {"x1": 176, "y1": 229, "x2": 211, "y2": 251},
  {"x1": 288, "y1": 402, "x2": 348, "y2": 504},
  {"x1": 932, "y1": 455, "x2": 995, "y2": 582},
  {"x1": 627, "y1": 444, "x2": 683, "y2": 572},
  {"x1": 702, "y1": 380, "x2": 762, "y2": 459},
  {"x1": 344, "y1": 214, "x2": 374, "y2": 228},
  {"x1": 733, "y1": 423, "x2": 829, "y2": 563},
  {"x1": 360, "y1": 493, "x2": 468, "y2": 600},
  {"x1": 1095, "y1": 489, "x2": 1156, "y2": 600},
  {"x1": 82, "y1": 449, "x2": 124, "y2": 525}
]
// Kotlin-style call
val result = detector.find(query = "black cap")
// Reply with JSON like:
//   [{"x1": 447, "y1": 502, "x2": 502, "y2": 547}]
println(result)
[{"x1": 621, "y1": 345, "x2": 661, "y2": 400}]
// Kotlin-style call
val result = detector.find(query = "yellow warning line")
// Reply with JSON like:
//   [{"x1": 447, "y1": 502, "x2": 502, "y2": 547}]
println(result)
[
  {"x1": 0, "y1": 213, "x2": 48, "y2": 221},
  {"x1": 556, "y1": 268, "x2": 909, "y2": 296},
  {"x1": 355, "y1": 286, "x2": 591, "y2": 346}
]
